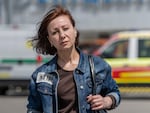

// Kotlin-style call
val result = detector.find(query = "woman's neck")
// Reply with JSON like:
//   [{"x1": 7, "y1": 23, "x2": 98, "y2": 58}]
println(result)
[{"x1": 57, "y1": 48, "x2": 79, "y2": 71}]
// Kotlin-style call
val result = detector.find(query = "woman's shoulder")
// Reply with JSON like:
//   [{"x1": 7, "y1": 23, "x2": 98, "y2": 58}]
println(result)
[
  {"x1": 90, "y1": 55, "x2": 107, "y2": 64},
  {"x1": 91, "y1": 55, "x2": 111, "y2": 70}
]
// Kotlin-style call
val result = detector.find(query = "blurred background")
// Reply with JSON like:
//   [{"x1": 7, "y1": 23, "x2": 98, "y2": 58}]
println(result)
[{"x1": 0, "y1": 0, "x2": 150, "y2": 113}]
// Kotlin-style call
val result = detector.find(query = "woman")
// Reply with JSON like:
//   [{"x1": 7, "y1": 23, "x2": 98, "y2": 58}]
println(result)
[{"x1": 27, "y1": 5, "x2": 121, "y2": 113}]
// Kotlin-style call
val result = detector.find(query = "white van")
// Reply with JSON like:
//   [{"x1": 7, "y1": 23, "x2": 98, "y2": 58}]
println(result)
[{"x1": 0, "y1": 26, "x2": 49, "y2": 94}]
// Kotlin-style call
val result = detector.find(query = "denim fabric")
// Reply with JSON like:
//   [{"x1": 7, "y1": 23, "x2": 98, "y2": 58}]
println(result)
[{"x1": 27, "y1": 49, "x2": 121, "y2": 113}]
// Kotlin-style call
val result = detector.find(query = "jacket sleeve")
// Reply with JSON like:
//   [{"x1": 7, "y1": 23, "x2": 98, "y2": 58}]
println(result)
[
  {"x1": 26, "y1": 74, "x2": 43, "y2": 113},
  {"x1": 101, "y1": 64, "x2": 121, "y2": 108}
]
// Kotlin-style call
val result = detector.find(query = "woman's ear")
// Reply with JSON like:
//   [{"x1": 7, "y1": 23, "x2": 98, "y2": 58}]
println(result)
[
  {"x1": 47, "y1": 36, "x2": 51, "y2": 41},
  {"x1": 74, "y1": 29, "x2": 77, "y2": 37},
  {"x1": 47, "y1": 36, "x2": 49, "y2": 39}
]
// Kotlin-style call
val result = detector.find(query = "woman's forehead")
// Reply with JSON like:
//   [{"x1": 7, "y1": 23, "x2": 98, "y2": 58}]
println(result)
[{"x1": 48, "y1": 15, "x2": 72, "y2": 29}]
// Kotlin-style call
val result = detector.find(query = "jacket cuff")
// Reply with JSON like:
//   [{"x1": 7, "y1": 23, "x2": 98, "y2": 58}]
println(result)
[
  {"x1": 106, "y1": 92, "x2": 121, "y2": 109},
  {"x1": 27, "y1": 109, "x2": 42, "y2": 113}
]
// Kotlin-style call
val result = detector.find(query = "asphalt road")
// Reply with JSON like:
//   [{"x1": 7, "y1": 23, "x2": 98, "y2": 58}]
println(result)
[{"x1": 0, "y1": 96, "x2": 149, "y2": 113}]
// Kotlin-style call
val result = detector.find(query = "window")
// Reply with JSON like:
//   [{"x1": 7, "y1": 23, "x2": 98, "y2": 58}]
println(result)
[
  {"x1": 101, "y1": 40, "x2": 128, "y2": 58},
  {"x1": 138, "y1": 39, "x2": 150, "y2": 57}
]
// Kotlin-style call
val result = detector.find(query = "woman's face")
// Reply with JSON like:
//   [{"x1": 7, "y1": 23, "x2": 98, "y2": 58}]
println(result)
[{"x1": 47, "y1": 15, "x2": 77, "y2": 51}]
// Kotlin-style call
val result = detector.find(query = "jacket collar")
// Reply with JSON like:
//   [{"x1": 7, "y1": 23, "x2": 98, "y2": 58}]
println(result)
[
  {"x1": 45, "y1": 48, "x2": 87, "y2": 74},
  {"x1": 76, "y1": 48, "x2": 87, "y2": 74}
]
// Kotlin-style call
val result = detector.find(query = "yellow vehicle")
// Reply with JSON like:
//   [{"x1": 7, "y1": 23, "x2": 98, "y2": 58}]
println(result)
[{"x1": 93, "y1": 30, "x2": 150, "y2": 96}]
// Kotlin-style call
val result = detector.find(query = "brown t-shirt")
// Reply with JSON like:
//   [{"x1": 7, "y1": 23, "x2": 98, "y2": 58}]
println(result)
[{"x1": 57, "y1": 65, "x2": 78, "y2": 113}]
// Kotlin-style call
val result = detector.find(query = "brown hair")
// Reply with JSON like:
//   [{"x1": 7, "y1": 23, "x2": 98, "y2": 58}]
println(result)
[{"x1": 32, "y1": 5, "x2": 79, "y2": 55}]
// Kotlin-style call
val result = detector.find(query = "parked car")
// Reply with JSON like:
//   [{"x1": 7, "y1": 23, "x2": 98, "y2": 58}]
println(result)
[{"x1": 93, "y1": 30, "x2": 150, "y2": 94}]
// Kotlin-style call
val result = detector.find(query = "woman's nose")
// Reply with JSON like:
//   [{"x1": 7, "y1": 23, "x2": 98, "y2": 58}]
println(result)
[{"x1": 59, "y1": 31, "x2": 65, "y2": 39}]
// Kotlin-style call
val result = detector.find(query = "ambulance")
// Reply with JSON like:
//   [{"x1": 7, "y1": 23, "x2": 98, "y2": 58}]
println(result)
[
  {"x1": 93, "y1": 30, "x2": 150, "y2": 96},
  {"x1": 0, "y1": 25, "x2": 51, "y2": 94}
]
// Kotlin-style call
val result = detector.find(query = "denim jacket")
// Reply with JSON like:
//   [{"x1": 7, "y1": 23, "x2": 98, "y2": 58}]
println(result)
[{"x1": 27, "y1": 49, "x2": 121, "y2": 113}]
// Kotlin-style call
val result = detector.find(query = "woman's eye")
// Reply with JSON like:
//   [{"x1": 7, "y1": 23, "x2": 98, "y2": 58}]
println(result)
[
  {"x1": 51, "y1": 31, "x2": 57, "y2": 35},
  {"x1": 63, "y1": 27, "x2": 69, "y2": 31}
]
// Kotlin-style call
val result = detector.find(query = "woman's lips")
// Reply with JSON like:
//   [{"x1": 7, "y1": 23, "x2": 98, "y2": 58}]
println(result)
[{"x1": 60, "y1": 41, "x2": 68, "y2": 45}]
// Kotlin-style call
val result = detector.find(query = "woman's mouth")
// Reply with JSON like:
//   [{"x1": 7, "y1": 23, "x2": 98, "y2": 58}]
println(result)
[{"x1": 60, "y1": 41, "x2": 68, "y2": 46}]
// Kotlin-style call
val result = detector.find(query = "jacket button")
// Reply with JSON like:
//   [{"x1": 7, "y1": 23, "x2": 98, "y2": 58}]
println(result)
[
  {"x1": 80, "y1": 85, "x2": 84, "y2": 89},
  {"x1": 82, "y1": 105, "x2": 85, "y2": 109},
  {"x1": 76, "y1": 70, "x2": 79, "y2": 74}
]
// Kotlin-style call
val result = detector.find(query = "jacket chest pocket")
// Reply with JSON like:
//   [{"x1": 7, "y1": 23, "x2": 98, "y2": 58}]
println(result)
[
  {"x1": 37, "y1": 83, "x2": 53, "y2": 95},
  {"x1": 86, "y1": 74, "x2": 104, "y2": 94},
  {"x1": 95, "y1": 74, "x2": 104, "y2": 93}
]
